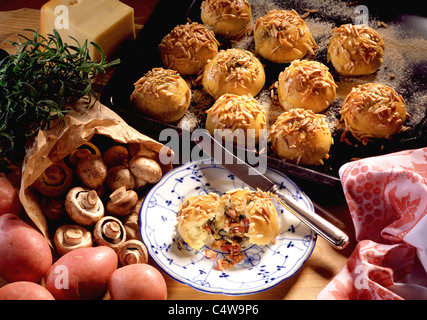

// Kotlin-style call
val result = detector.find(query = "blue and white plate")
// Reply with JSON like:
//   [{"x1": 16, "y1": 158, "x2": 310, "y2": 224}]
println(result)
[{"x1": 139, "y1": 158, "x2": 316, "y2": 296}]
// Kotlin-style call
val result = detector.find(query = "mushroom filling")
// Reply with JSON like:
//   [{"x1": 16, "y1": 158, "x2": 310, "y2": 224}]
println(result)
[{"x1": 205, "y1": 195, "x2": 252, "y2": 270}]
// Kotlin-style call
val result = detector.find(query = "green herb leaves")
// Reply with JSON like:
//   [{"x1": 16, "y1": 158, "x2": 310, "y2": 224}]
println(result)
[{"x1": 0, "y1": 29, "x2": 120, "y2": 169}]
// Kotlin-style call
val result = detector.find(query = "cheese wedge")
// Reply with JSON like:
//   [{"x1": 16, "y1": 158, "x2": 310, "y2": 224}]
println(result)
[{"x1": 40, "y1": 0, "x2": 135, "y2": 61}]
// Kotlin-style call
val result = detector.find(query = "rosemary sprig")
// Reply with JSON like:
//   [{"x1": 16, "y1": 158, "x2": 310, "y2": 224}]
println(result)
[{"x1": 0, "y1": 29, "x2": 120, "y2": 170}]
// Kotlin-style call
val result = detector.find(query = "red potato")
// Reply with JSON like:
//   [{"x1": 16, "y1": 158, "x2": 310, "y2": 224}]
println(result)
[
  {"x1": 108, "y1": 264, "x2": 168, "y2": 300},
  {"x1": 0, "y1": 281, "x2": 55, "y2": 300},
  {"x1": 45, "y1": 246, "x2": 118, "y2": 300},
  {"x1": 0, "y1": 176, "x2": 21, "y2": 217},
  {"x1": 0, "y1": 214, "x2": 52, "y2": 283}
]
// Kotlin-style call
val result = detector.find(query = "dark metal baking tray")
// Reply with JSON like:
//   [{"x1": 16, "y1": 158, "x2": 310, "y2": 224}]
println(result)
[{"x1": 101, "y1": 0, "x2": 427, "y2": 191}]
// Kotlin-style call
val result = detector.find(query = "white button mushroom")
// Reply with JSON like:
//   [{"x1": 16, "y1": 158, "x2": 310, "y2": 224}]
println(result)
[
  {"x1": 117, "y1": 239, "x2": 149, "y2": 266},
  {"x1": 129, "y1": 155, "x2": 163, "y2": 188},
  {"x1": 76, "y1": 154, "x2": 107, "y2": 190},
  {"x1": 93, "y1": 216, "x2": 126, "y2": 251},
  {"x1": 65, "y1": 187, "x2": 104, "y2": 226},
  {"x1": 54, "y1": 224, "x2": 93, "y2": 256},
  {"x1": 106, "y1": 186, "x2": 139, "y2": 217}
]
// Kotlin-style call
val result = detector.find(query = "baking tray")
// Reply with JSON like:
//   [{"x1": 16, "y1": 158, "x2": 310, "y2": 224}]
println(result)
[{"x1": 101, "y1": 0, "x2": 427, "y2": 191}]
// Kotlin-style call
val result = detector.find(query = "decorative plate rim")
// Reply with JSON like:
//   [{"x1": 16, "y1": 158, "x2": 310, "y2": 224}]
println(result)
[{"x1": 139, "y1": 158, "x2": 317, "y2": 296}]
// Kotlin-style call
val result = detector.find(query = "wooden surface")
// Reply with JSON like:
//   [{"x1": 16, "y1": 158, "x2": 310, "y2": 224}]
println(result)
[{"x1": 0, "y1": 0, "x2": 356, "y2": 300}]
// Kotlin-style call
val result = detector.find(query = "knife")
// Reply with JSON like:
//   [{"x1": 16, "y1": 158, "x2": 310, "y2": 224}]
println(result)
[{"x1": 194, "y1": 129, "x2": 349, "y2": 250}]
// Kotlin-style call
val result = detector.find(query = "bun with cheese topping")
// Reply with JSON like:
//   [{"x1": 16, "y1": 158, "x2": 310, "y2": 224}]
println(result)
[
  {"x1": 278, "y1": 60, "x2": 337, "y2": 113},
  {"x1": 176, "y1": 188, "x2": 280, "y2": 269},
  {"x1": 269, "y1": 108, "x2": 333, "y2": 166},
  {"x1": 254, "y1": 9, "x2": 317, "y2": 64},
  {"x1": 177, "y1": 193, "x2": 221, "y2": 251},
  {"x1": 339, "y1": 83, "x2": 409, "y2": 145},
  {"x1": 327, "y1": 24, "x2": 385, "y2": 76},
  {"x1": 202, "y1": 48, "x2": 266, "y2": 99},
  {"x1": 130, "y1": 68, "x2": 191, "y2": 123},
  {"x1": 217, "y1": 188, "x2": 280, "y2": 246},
  {"x1": 159, "y1": 22, "x2": 219, "y2": 76},
  {"x1": 201, "y1": 0, "x2": 252, "y2": 38},
  {"x1": 205, "y1": 93, "x2": 267, "y2": 145}
]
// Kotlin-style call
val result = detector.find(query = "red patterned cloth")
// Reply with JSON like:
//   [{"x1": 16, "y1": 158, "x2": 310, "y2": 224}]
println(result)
[{"x1": 317, "y1": 147, "x2": 427, "y2": 300}]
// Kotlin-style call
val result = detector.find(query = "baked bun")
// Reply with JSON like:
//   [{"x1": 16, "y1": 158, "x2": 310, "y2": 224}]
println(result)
[
  {"x1": 177, "y1": 188, "x2": 280, "y2": 270},
  {"x1": 205, "y1": 93, "x2": 267, "y2": 145},
  {"x1": 159, "y1": 22, "x2": 219, "y2": 76},
  {"x1": 130, "y1": 68, "x2": 191, "y2": 123},
  {"x1": 278, "y1": 60, "x2": 337, "y2": 113},
  {"x1": 177, "y1": 193, "x2": 221, "y2": 251},
  {"x1": 269, "y1": 108, "x2": 333, "y2": 165},
  {"x1": 202, "y1": 48, "x2": 265, "y2": 99},
  {"x1": 201, "y1": 0, "x2": 252, "y2": 38},
  {"x1": 339, "y1": 83, "x2": 409, "y2": 144},
  {"x1": 254, "y1": 9, "x2": 317, "y2": 64},
  {"x1": 327, "y1": 24, "x2": 384, "y2": 76},
  {"x1": 218, "y1": 188, "x2": 280, "y2": 246}
]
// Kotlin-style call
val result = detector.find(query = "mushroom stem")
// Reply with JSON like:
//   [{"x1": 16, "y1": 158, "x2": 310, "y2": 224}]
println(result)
[
  {"x1": 64, "y1": 228, "x2": 84, "y2": 246},
  {"x1": 124, "y1": 250, "x2": 141, "y2": 265},
  {"x1": 102, "y1": 221, "x2": 122, "y2": 244},
  {"x1": 81, "y1": 190, "x2": 98, "y2": 210},
  {"x1": 110, "y1": 187, "x2": 126, "y2": 203}
]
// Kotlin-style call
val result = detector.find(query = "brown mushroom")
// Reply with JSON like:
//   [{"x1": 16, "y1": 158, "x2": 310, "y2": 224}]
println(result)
[
  {"x1": 102, "y1": 145, "x2": 130, "y2": 168},
  {"x1": 54, "y1": 224, "x2": 93, "y2": 256},
  {"x1": 65, "y1": 187, "x2": 104, "y2": 226},
  {"x1": 76, "y1": 154, "x2": 107, "y2": 190},
  {"x1": 32, "y1": 161, "x2": 73, "y2": 197},
  {"x1": 68, "y1": 141, "x2": 101, "y2": 167},
  {"x1": 117, "y1": 239, "x2": 149, "y2": 266},
  {"x1": 93, "y1": 216, "x2": 126, "y2": 250},
  {"x1": 106, "y1": 187, "x2": 139, "y2": 217},
  {"x1": 40, "y1": 195, "x2": 66, "y2": 221},
  {"x1": 129, "y1": 155, "x2": 163, "y2": 188},
  {"x1": 106, "y1": 166, "x2": 136, "y2": 191}
]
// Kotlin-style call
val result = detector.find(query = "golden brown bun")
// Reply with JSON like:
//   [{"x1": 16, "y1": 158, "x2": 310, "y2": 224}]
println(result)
[
  {"x1": 205, "y1": 93, "x2": 267, "y2": 145},
  {"x1": 201, "y1": 0, "x2": 252, "y2": 38},
  {"x1": 177, "y1": 188, "x2": 280, "y2": 250},
  {"x1": 202, "y1": 48, "x2": 266, "y2": 99},
  {"x1": 159, "y1": 22, "x2": 219, "y2": 76},
  {"x1": 269, "y1": 108, "x2": 333, "y2": 166},
  {"x1": 278, "y1": 60, "x2": 337, "y2": 113},
  {"x1": 130, "y1": 68, "x2": 191, "y2": 123},
  {"x1": 339, "y1": 83, "x2": 408, "y2": 144},
  {"x1": 218, "y1": 188, "x2": 280, "y2": 246},
  {"x1": 327, "y1": 24, "x2": 384, "y2": 76},
  {"x1": 254, "y1": 10, "x2": 317, "y2": 64},
  {"x1": 177, "y1": 193, "x2": 220, "y2": 251}
]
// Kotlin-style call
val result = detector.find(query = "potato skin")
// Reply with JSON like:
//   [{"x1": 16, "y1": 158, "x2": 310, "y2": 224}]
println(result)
[
  {"x1": 0, "y1": 214, "x2": 52, "y2": 283},
  {"x1": 108, "y1": 264, "x2": 167, "y2": 300},
  {"x1": 0, "y1": 281, "x2": 55, "y2": 300},
  {"x1": 45, "y1": 246, "x2": 118, "y2": 300},
  {"x1": 0, "y1": 176, "x2": 21, "y2": 217}
]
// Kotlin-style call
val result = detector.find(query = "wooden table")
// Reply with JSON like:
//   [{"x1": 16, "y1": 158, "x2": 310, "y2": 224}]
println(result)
[{"x1": 0, "y1": 0, "x2": 356, "y2": 300}]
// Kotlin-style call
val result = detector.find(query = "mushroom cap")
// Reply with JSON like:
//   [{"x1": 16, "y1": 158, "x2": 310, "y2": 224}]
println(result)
[
  {"x1": 117, "y1": 239, "x2": 149, "y2": 266},
  {"x1": 106, "y1": 187, "x2": 139, "y2": 217},
  {"x1": 65, "y1": 187, "x2": 104, "y2": 226},
  {"x1": 93, "y1": 216, "x2": 126, "y2": 250},
  {"x1": 54, "y1": 224, "x2": 93, "y2": 256},
  {"x1": 102, "y1": 145, "x2": 130, "y2": 168},
  {"x1": 32, "y1": 161, "x2": 73, "y2": 197},
  {"x1": 76, "y1": 154, "x2": 107, "y2": 189},
  {"x1": 106, "y1": 166, "x2": 136, "y2": 191},
  {"x1": 129, "y1": 156, "x2": 162, "y2": 184}
]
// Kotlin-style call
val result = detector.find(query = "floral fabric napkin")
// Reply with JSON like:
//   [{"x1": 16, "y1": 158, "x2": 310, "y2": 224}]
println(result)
[{"x1": 317, "y1": 147, "x2": 427, "y2": 300}]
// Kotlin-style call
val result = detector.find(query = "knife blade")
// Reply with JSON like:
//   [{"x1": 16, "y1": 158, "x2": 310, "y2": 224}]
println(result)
[{"x1": 194, "y1": 129, "x2": 349, "y2": 250}]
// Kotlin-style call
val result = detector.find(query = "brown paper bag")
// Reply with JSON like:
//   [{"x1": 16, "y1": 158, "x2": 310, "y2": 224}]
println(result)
[{"x1": 18, "y1": 97, "x2": 173, "y2": 245}]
